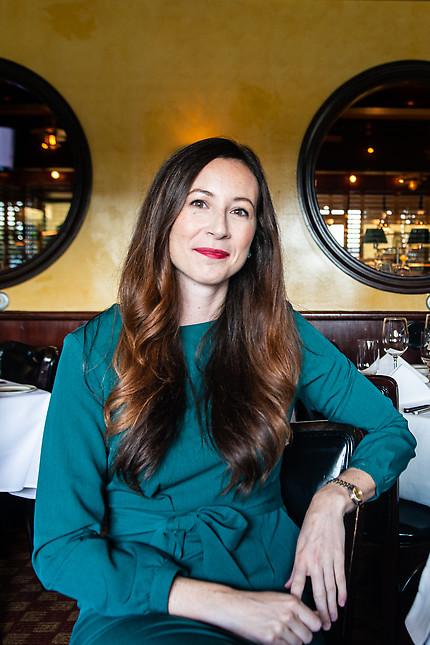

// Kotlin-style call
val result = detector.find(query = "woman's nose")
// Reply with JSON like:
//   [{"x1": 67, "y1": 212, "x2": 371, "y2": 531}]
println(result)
[{"x1": 208, "y1": 210, "x2": 230, "y2": 238}]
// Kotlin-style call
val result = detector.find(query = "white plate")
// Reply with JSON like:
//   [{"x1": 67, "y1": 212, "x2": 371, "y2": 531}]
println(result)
[{"x1": 0, "y1": 383, "x2": 37, "y2": 397}]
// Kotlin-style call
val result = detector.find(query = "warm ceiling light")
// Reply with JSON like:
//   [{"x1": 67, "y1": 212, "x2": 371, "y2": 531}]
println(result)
[
  {"x1": 51, "y1": 170, "x2": 60, "y2": 179},
  {"x1": 33, "y1": 127, "x2": 66, "y2": 150},
  {"x1": 398, "y1": 178, "x2": 405, "y2": 184},
  {"x1": 409, "y1": 180, "x2": 418, "y2": 191},
  {"x1": 326, "y1": 218, "x2": 335, "y2": 226},
  {"x1": 367, "y1": 147, "x2": 374, "y2": 154},
  {"x1": 349, "y1": 174, "x2": 357, "y2": 184}
]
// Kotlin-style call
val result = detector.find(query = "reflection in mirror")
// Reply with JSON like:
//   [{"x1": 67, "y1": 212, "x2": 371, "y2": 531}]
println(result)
[
  {"x1": 317, "y1": 79, "x2": 430, "y2": 277},
  {"x1": 298, "y1": 61, "x2": 430, "y2": 293},
  {"x1": 0, "y1": 79, "x2": 73, "y2": 270},
  {"x1": 0, "y1": 58, "x2": 91, "y2": 288}
]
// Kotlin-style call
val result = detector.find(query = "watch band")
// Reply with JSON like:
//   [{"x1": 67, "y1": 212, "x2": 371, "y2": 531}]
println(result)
[{"x1": 329, "y1": 477, "x2": 363, "y2": 506}]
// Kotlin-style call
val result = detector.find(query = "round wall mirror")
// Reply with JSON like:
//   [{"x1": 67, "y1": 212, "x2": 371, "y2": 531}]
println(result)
[
  {"x1": 0, "y1": 58, "x2": 92, "y2": 288},
  {"x1": 297, "y1": 60, "x2": 430, "y2": 294}
]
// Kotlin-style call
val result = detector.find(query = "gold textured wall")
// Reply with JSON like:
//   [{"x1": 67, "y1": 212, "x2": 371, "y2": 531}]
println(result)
[{"x1": 0, "y1": 0, "x2": 429, "y2": 311}]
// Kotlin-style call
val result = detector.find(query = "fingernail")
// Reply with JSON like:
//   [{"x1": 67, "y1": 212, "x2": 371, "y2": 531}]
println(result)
[{"x1": 323, "y1": 622, "x2": 331, "y2": 631}]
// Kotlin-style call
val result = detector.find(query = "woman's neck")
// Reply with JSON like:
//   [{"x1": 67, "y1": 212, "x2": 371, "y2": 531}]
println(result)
[{"x1": 178, "y1": 282, "x2": 227, "y2": 325}]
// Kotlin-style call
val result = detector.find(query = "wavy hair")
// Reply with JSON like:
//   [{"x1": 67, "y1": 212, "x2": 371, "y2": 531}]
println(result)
[{"x1": 104, "y1": 137, "x2": 302, "y2": 495}]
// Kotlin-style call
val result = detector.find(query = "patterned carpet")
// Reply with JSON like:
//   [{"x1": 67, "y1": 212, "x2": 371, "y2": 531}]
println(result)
[
  {"x1": 0, "y1": 495, "x2": 76, "y2": 645},
  {"x1": 0, "y1": 531, "x2": 77, "y2": 645}
]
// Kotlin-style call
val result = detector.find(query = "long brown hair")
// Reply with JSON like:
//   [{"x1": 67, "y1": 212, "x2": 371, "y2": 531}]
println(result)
[{"x1": 104, "y1": 137, "x2": 301, "y2": 495}]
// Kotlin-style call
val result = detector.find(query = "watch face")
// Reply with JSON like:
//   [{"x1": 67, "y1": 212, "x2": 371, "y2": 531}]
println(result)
[{"x1": 352, "y1": 487, "x2": 363, "y2": 502}]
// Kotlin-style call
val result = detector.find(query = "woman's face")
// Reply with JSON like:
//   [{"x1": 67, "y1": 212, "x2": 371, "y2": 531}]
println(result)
[{"x1": 169, "y1": 157, "x2": 258, "y2": 298}]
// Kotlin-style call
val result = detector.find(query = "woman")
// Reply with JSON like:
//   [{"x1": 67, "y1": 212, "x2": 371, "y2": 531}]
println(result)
[{"x1": 33, "y1": 137, "x2": 415, "y2": 645}]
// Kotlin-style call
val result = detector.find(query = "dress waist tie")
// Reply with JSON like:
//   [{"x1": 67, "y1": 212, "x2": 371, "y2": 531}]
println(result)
[{"x1": 110, "y1": 498, "x2": 282, "y2": 588}]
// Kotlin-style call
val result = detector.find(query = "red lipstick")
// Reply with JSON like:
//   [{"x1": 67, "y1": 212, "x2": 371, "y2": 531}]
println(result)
[{"x1": 194, "y1": 247, "x2": 230, "y2": 259}]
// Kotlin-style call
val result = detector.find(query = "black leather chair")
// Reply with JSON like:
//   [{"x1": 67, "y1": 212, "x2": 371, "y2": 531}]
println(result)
[
  {"x1": 0, "y1": 340, "x2": 59, "y2": 392},
  {"x1": 281, "y1": 420, "x2": 365, "y2": 645},
  {"x1": 293, "y1": 374, "x2": 428, "y2": 641},
  {"x1": 363, "y1": 375, "x2": 401, "y2": 640}
]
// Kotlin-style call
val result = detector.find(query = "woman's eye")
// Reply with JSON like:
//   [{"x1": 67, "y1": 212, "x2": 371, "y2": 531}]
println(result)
[
  {"x1": 232, "y1": 208, "x2": 249, "y2": 218},
  {"x1": 190, "y1": 199, "x2": 207, "y2": 209}
]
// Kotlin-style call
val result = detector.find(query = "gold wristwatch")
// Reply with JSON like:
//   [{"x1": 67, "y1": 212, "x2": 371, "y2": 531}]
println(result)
[{"x1": 329, "y1": 478, "x2": 363, "y2": 506}]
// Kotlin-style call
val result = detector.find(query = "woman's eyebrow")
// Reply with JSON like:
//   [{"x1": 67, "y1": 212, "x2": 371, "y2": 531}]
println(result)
[
  {"x1": 189, "y1": 189, "x2": 255, "y2": 210},
  {"x1": 188, "y1": 188, "x2": 214, "y2": 197},
  {"x1": 233, "y1": 197, "x2": 255, "y2": 210}
]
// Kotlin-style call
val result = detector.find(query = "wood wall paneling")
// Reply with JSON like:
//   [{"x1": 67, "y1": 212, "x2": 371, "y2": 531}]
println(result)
[
  {"x1": 0, "y1": 312, "x2": 97, "y2": 350},
  {"x1": 0, "y1": 311, "x2": 426, "y2": 364}
]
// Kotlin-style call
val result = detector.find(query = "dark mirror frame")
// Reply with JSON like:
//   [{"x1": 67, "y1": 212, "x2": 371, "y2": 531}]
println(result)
[
  {"x1": 0, "y1": 58, "x2": 92, "y2": 288},
  {"x1": 297, "y1": 60, "x2": 430, "y2": 294}
]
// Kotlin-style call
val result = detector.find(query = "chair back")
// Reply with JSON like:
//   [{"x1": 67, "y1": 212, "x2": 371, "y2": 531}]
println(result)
[
  {"x1": 280, "y1": 420, "x2": 365, "y2": 645},
  {"x1": 364, "y1": 374, "x2": 400, "y2": 541},
  {"x1": 0, "y1": 340, "x2": 59, "y2": 392},
  {"x1": 366, "y1": 374, "x2": 398, "y2": 408}
]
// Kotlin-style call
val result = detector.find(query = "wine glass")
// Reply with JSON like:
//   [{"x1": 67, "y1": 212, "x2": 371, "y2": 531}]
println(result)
[
  {"x1": 382, "y1": 317, "x2": 409, "y2": 370},
  {"x1": 420, "y1": 330, "x2": 430, "y2": 370}
]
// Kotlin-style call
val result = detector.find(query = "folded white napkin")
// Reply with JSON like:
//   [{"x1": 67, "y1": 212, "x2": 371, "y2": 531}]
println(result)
[
  {"x1": 376, "y1": 354, "x2": 430, "y2": 410},
  {"x1": 378, "y1": 354, "x2": 428, "y2": 382}
]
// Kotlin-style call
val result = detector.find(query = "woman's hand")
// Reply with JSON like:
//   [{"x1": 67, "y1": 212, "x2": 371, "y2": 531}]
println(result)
[
  {"x1": 285, "y1": 486, "x2": 348, "y2": 631},
  {"x1": 169, "y1": 577, "x2": 322, "y2": 645},
  {"x1": 285, "y1": 468, "x2": 376, "y2": 631}
]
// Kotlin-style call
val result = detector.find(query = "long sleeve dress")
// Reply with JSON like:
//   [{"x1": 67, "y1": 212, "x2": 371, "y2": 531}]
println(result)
[{"x1": 32, "y1": 304, "x2": 416, "y2": 645}]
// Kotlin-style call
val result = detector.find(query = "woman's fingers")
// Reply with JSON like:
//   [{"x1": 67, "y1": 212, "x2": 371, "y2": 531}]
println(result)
[
  {"x1": 219, "y1": 588, "x2": 322, "y2": 645},
  {"x1": 288, "y1": 551, "x2": 348, "y2": 632},
  {"x1": 306, "y1": 567, "x2": 332, "y2": 630},
  {"x1": 275, "y1": 599, "x2": 322, "y2": 645},
  {"x1": 287, "y1": 565, "x2": 306, "y2": 600},
  {"x1": 333, "y1": 550, "x2": 347, "y2": 608},
  {"x1": 286, "y1": 499, "x2": 348, "y2": 631}
]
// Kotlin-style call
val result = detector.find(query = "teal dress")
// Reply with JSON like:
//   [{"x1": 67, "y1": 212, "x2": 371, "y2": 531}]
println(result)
[{"x1": 32, "y1": 305, "x2": 415, "y2": 644}]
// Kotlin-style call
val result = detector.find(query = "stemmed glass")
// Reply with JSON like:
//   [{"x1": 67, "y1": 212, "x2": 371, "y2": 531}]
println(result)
[
  {"x1": 420, "y1": 330, "x2": 430, "y2": 369},
  {"x1": 382, "y1": 317, "x2": 409, "y2": 370}
]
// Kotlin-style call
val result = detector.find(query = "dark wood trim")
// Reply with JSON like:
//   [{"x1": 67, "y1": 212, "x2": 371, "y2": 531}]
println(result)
[
  {"x1": 0, "y1": 310, "x2": 426, "y2": 363},
  {"x1": 0, "y1": 311, "x2": 98, "y2": 321},
  {"x1": 0, "y1": 57, "x2": 92, "y2": 288},
  {"x1": 298, "y1": 311, "x2": 425, "y2": 363},
  {"x1": 0, "y1": 311, "x2": 99, "y2": 349},
  {"x1": 297, "y1": 60, "x2": 430, "y2": 294}
]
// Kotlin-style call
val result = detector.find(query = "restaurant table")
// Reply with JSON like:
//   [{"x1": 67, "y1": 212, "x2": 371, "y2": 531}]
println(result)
[
  {"x1": 0, "y1": 381, "x2": 50, "y2": 499},
  {"x1": 400, "y1": 411, "x2": 430, "y2": 507}
]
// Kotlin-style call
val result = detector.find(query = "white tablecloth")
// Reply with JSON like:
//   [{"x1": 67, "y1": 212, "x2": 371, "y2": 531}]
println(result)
[
  {"x1": 400, "y1": 411, "x2": 430, "y2": 507},
  {"x1": 0, "y1": 383, "x2": 50, "y2": 499}
]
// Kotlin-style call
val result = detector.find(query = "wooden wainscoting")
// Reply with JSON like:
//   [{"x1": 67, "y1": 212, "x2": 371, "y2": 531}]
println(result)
[
  {"x1": 304, "y1": 311, "x2": 424, "y2": 364},
  {"x1": 0, "y1": 310, "x2": 426, "y2": 363},
  {"x1": 0, "y1": 311, "x2": 98, "y2": 350}
]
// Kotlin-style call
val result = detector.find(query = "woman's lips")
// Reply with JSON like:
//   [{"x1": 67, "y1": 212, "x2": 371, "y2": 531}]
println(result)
[{"x1": 194, "y1": 247, "x2": 230, "y2": 259}]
